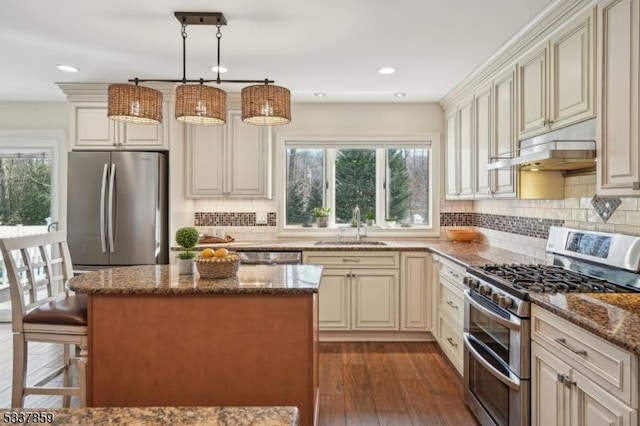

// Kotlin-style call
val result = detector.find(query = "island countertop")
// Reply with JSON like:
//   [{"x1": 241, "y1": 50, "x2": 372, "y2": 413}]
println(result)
[
  {"x1": 68, "y1": 264, "x2": 322, "y2": 295},
  {"x1": 18, "y1": 406, "x2": 299, "y2": 426}
]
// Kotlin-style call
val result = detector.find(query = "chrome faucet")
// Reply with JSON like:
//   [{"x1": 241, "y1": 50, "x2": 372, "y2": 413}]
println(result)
[{"x1": 352, "y1": 206, "x2": 362, "y2": 242}]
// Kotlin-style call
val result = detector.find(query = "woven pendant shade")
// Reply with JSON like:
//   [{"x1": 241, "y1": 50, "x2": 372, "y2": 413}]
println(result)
[
  {"x1": 241, "y1": 84, "x2": 291, "y2": 126},
  {"x1": 175, "y1": 84, "x2": 227, "y2": 125},
  {"x1": 108, "y1": 84, "x2": 163, "y2": 124}
]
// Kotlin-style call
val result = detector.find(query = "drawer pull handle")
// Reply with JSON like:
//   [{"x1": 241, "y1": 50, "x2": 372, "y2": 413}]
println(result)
[
  {"x1": 555, "y1": 338, "x2": 587, "y2": 356},
  {"x1": 446, "y1": 337, "x2": 458, "y2": 348},
  {"x1": 449, "y1": 271, "x2": 459, "y2": 278},
  {"x1": 342, "y1": 258, "x2": 361, "y2": 263},
  {"x1": 446, "y1": 300, "x2": 458, "y2": 309}
]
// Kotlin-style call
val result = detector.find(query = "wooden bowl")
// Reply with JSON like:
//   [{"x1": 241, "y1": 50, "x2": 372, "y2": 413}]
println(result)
[{"x1": 446, "y1": 228, "x2": 477, "y2": 242}]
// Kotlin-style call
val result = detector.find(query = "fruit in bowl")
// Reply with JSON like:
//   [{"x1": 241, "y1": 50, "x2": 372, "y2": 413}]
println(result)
[{"x1": 446, "y1": 228, "x2": 478, "y2": 242}]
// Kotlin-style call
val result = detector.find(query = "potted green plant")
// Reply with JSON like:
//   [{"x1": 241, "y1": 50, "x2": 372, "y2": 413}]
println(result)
[
  {"x1": 312, "y1": 207, "x2": 330, "y2": 228},
  {"x1": 366, "y1": 210, "x2": 375, "y2": 226},
  {"x1": 175, "y1": 226, "x2": 200, "y2": 274},
  {"x1": 384, "y1": 216, "x2": 396, "y2": 228}
]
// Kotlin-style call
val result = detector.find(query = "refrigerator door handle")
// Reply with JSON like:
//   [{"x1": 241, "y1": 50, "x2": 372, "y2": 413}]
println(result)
[
  {"x1": 108, "y1": 163, "x2": 116, "y2": 253},
  {"x1": 99, "y1": 163, "x2": 108, "y2": 253}
]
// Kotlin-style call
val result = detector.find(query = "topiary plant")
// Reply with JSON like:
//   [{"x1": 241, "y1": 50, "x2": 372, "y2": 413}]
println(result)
[{"x1": 175, "y1": 226, "x2": 199, "y2": 260}]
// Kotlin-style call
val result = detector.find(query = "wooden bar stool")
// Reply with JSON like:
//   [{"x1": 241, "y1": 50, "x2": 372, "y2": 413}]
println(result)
[{"x1": 0, "y1": 231, "x2": 88, "y2": 408}]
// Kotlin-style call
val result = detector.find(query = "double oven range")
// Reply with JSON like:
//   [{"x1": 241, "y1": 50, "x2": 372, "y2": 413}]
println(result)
[{"x1": 462, "y1": 226, "x2": 640, "y2": 426}]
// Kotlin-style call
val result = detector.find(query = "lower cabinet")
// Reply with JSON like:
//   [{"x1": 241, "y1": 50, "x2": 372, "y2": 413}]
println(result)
[
  {"x1": 433, "y1": 254, "x2": 466, "y2": 375},
  {"x1": 303, "y1": 251, "x2": 431, "y2": 336},
  {"x1": 531, "y1": 306, "x2": 638, "y2": 426}
]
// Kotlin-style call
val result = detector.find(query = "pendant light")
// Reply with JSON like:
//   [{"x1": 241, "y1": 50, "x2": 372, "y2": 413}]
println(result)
[{"x1": 107, "y1": 12, "x2": 291, "y2": 126}]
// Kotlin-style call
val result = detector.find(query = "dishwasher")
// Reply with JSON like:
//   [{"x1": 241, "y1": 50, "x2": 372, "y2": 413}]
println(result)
[{"x1": 238, "y1": 251, "x2": 302, "y2": 265}]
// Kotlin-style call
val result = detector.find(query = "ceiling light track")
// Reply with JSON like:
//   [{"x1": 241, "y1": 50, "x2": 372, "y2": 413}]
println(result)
[{"x1": 107, "y1": 11, "x2": 291, "y2": 126}]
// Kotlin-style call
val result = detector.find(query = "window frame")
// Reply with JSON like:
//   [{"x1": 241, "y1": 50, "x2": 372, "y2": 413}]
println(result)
[{"x1": 276, "y1": 134, "x2": 440, "y2": 238}]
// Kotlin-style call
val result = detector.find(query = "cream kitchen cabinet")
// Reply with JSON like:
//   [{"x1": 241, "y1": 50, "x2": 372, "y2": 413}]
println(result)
[
  {"x1": 433, "y1": 255, "x2": 466, "y2": 375},
  {"x1": 491, "y1": 66, "x2": 518, "y2": 197},
  {"x1": 474, "y1": 85, "x2": 492, "y2": 198},
  {"x1": 186, "y1": 110, "x2": 272, "y2": 198},
  {"x1": 400, "y1": 252, "x2": 431, "y2": 331},
  {"x1": 303, "y1": 251, "x2": 399, "y2": 332},
  {"x1": 518, "y1": 8, "x2": 596, "y2": 140},
  {"x1": 596, "y1": 0, "x2": 640, "y2": 196},
  {"x1": 531, "y1": 306, "x2": 638, "y2": 426},
  {"x1": 445, "y1": 99, "x2": 474, "y2": 199},
  {"x1": 70, "y1": 102, "x2": 170, "y2": 150}
]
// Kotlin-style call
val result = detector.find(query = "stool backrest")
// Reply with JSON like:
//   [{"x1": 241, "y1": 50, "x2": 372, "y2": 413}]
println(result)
[{"x1": 0, "y1": 231, "x2": 74, "y2": 331}]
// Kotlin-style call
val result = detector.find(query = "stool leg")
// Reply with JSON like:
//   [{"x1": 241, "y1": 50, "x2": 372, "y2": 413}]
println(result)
[
  {"x1": 11, "y1": 333, "x2": 27, "y2": 408},
  {"x1": 63, "y1": 344, "x2": 71, "y2": 407},
  {"x1": 78, "y1": 338, "x2": 88, "y2": 407}
]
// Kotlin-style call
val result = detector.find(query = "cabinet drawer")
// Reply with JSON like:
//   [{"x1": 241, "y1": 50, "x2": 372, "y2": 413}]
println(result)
[
  {"x1": 438, "y1": 258, "x2": 466, "y2": 286},
  {"x1": 437, "y1": 314, "x2": 463, "y2": 375},
  {"x1": 439, "y1": 278, "x2": 464, "y2": 325},
  {"x1": 303, "y1": 251, "x2": 399, "y2": 268},
  {"x1": 531, "y1": 305, "x2": 637, "y2": 407}
]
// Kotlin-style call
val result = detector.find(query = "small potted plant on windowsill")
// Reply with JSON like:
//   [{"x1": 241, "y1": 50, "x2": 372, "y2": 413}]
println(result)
[
  {"x1": 175, "y1": 226, "x2": 200, "y2": 275},
  {"x1": 312, "y1": 207, "x2": 331, "y2": 228},
  {"x1": 366, "y1": 210, "x2": 375, "y2": 226},
  {"x1": 384, "y1": 216, "x2": 396, "y2": 228}
]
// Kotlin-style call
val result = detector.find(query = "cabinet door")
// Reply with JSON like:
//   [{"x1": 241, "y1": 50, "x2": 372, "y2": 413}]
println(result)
[
  {"x1": 186, "y1": 125, "x2": 226, "y2": 197},
  {"x1": 549, "y1": 8, "x2": 596, "y2": 129},
  {"x1": 572, "y1": 370, "x2": 637, "y2": 426},
  {"x1": 351, "y1": 269, "x2": 399, "y2": 330},
  {"x1": 400, "y1": 252, "x2": 430, "y2": 331},
  {"x1": 122, "y1": 102, "x2": 170, "y2": 150},
  {"x1": 227, "y1": 111, "x2": 271, "y2": 198},
  {"x1": 493, "y1": 67, "x2": 517, "y2": 197},
  {"x1": 445, "y1": 111, "x2": 459, "y2": 198},
  {"x1": 518, "y1": 44, "x2": 549, "y2": 139},
  {"x1": 71, "y1": 103, "x2": 119, "y2": 148},
  {"x1": 474, "y1": 86, "x2": 492, "y2": 198},
  {"x1": 458, "y1": 100, "x2": 474, "y2": 198},
  {"x1": 597, "y1": 0, "x2": 640, "y2": 196},
  {"x1": 531, "y1": 342, "x2": 570, "y2": 426},
  {"x1": 318, "y1": 269, "x2": 350, "y2": 330}
]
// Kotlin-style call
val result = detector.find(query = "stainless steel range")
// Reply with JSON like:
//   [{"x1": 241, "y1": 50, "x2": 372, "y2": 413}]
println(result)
[{"x1": 462, "y1": 226, "x2": 640, "y2": 426}]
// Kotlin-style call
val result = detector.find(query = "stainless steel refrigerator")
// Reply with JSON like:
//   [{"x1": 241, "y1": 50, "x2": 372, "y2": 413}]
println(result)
[{"x1": 67, "y1": 151, "x2": 168, "y2": 272}]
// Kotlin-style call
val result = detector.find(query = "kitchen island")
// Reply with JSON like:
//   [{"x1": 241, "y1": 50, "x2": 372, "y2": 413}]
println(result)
[{"x1": 68, "y1": 264, "x2": 322, "y2": 426}]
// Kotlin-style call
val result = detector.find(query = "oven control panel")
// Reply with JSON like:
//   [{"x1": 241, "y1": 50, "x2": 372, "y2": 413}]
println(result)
[{"x1": 463, "y1": 275, "x2": 528, "y2": 317}]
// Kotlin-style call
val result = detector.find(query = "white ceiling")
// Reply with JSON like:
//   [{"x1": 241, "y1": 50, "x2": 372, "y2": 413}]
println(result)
[{"x1": 0, "y1": 0, "x2": 552, "y2": 103}]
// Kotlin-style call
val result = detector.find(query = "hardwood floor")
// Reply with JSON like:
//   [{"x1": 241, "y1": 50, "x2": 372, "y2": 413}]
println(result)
[
  {"x1": 0, "y1": 323, "x2": 478, "y2": 425},
  {"x1": 319, "y1": 342, "x2": 478, "y2": 426}
]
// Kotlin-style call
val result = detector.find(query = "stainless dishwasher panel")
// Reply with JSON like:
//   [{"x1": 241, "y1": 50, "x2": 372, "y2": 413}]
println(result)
[{"x1": 239, "y1": 251, "x2": 302, "y2": 265}]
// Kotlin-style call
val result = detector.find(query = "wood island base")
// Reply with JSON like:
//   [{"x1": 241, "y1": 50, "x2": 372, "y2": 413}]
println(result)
[{"x1": 87, "y1": 293, "x2": 319, "y2": 426}]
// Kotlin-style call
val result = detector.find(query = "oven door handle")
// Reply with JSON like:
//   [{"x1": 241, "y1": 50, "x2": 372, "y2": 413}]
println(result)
[
  {"x1": 463, "y1": 332, "x2": 521, "y2": 391},
  {"x1": 464, "y1": 289, "x2": 521, "y2": 331}
]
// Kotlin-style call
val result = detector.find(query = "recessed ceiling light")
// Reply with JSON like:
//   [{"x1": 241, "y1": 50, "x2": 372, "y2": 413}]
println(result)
[
  {"x1": 56, "y1": 64, "x2": 79, "y2": 73},
  {"x1": 209, "y1": 65, "x2": 228, "y2": 74},
  {"x1": 378, "y1": 67, "x2": 397, "y2": 75},
  {"x1": 394, "y1": 92, "x2": 406, "y2": 98},
  {"x1": 314, "y1": 92, "x2": 326, "y2": 98}
]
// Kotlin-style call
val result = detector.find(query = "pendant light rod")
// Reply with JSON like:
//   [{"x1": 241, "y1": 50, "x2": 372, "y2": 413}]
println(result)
[{"x1": 129, "y1": 78, "x2": 275, "y2": 84}]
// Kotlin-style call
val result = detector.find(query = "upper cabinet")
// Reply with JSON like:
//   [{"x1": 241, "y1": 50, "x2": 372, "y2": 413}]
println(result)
[
  {"x1": 474, "y1": 85, "x2": 492, "y2": 198},
  {"x1": 597, "y1": 0, "x2": 640, "y2": 196},
  {"x1": 445, "y1": 99, "x2": 474, "y2": 199},
  {"x1": 70, "y1": 102, "x2": 170, "y2": 150},
  {"x1": 186, "y1": 110, "x2": 272, "y2": 198},
  {"x1": 518, "y1": 8, "x2": 596, "y2": 140},
  {"x1": 492, "y1": 67, "x2": 518, "y2": 197}
]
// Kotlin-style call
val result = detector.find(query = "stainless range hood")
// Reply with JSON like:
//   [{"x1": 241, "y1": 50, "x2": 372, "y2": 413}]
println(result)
[{"x1": 487, "y1": 119, "x2": 597, "y2": 171}]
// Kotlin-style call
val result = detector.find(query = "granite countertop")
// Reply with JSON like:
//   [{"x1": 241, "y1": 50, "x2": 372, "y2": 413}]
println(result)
[
  {"x1": 17, "y1": 406, "x2": 299, "y2": 425},
  {"x1": 68, "y1": 264, "x2": 322, "y2": 295},
  {"x1": 173, "y1": 239, "x2": 543, "y2": 267},
  {"x1": 530, "y1": 292, "x2": 640, "y2": 354}
]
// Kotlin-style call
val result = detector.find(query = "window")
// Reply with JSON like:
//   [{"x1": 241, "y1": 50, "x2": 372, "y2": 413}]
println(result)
[{"x1": 280, "y1": 136, "x2": 437, "y2": 233}]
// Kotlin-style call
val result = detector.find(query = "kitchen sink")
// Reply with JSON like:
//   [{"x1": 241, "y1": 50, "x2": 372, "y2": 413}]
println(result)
[{"x1": 314, "y1": 240, "x2": 387, "y2": 246}]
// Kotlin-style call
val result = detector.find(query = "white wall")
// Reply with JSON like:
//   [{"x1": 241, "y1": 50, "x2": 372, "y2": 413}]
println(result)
[{"x1": 0, "y1": 103, "x2": 69, "y2": 133}]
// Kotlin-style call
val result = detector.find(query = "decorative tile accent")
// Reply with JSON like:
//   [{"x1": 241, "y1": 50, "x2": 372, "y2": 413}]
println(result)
[
  {"x1": 440, "y1": 212, "x2": 475, "y2": 227},
  {"x1": 195, "y1": 212, "x2": 277, "y2": 227},
  {"x1": 591, "y1": 195, "x2": 621, "y2": 223},
  {"x1": 440, "y1": 212, "x2": 564, "y2": 239}
]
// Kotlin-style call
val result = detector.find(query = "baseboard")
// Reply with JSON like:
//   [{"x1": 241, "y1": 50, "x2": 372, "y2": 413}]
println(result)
[{"x1": 319, "y1": 330, "x2": 435, "y2": 342}]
